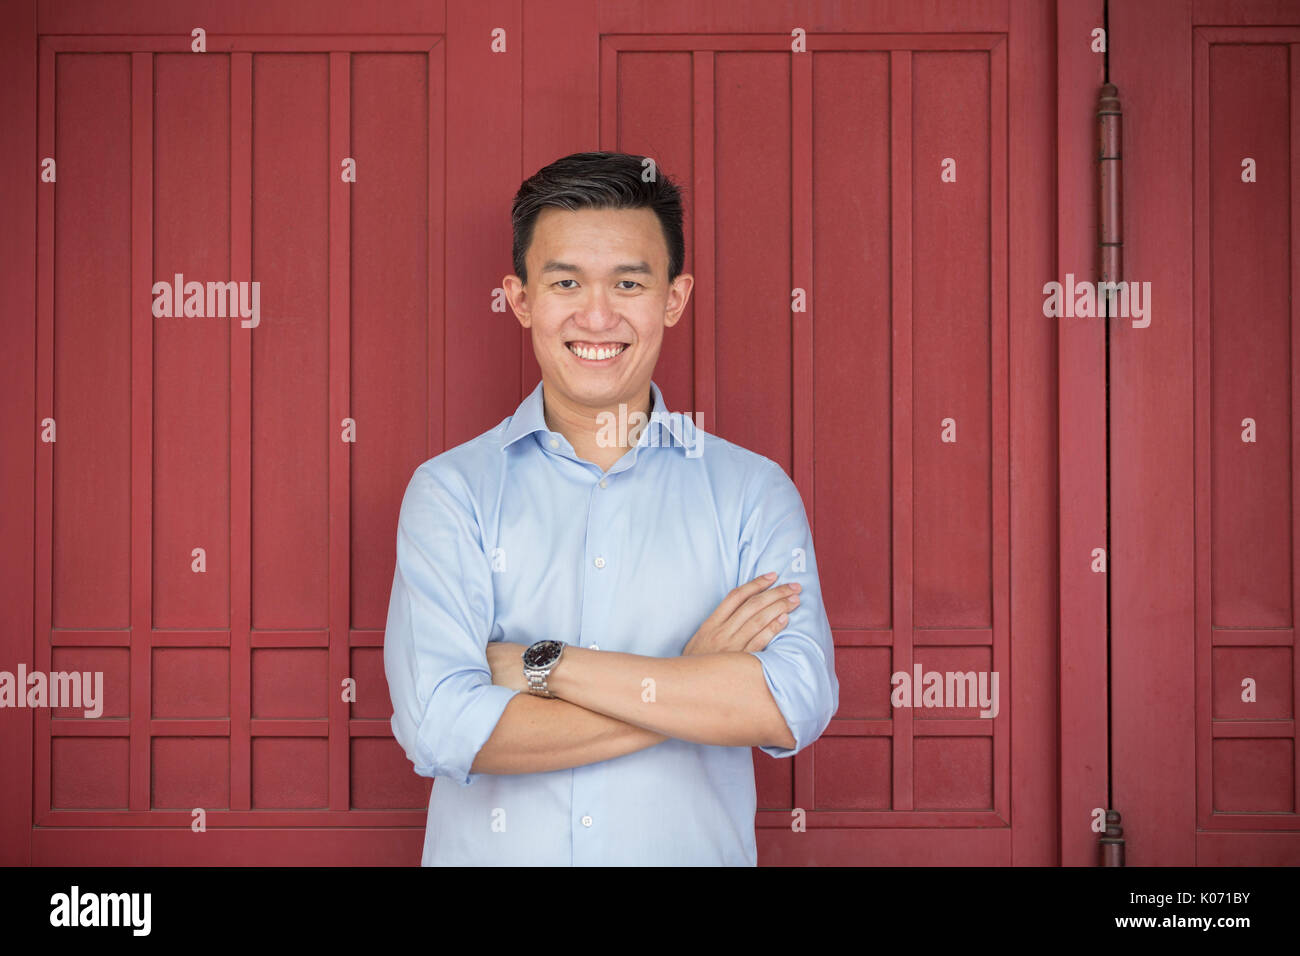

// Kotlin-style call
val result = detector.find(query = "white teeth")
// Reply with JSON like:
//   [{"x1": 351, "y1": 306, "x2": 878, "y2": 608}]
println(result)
[{"x1": 568, "y1": 343, "x2": 626, "y2": 361}]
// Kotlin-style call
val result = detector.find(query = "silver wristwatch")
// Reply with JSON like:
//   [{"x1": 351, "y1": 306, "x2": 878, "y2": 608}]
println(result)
[{"x1": 521, "y1": 639, "x2": 565, "y2": 698}]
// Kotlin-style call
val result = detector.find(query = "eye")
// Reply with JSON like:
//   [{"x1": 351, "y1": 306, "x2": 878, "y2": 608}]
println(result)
[
  {"x1": 553, "y1": 279, "x2": 578, "y2": 289},
  {"x1": 617, "y1": 280, "x2": 643, "y2": 290}
]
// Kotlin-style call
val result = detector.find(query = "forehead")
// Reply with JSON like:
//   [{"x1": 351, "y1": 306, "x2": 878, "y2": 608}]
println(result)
[{"x1": 529, "y1": 206, "x2": 666, "y2": 261}]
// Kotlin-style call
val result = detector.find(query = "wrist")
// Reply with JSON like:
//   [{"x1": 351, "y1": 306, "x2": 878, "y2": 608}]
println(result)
[{"x1": 543, "y1": 645, "x2": 586, "y2": 700}]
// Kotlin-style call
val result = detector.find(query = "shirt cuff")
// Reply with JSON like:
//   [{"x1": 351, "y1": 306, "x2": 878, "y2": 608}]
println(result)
[
  {"x1": 749, "y1": 635, "x2": 832, "y2": 758},
  {"x1": 416, "y1": 682, "x2": 519, "y2": 785}
]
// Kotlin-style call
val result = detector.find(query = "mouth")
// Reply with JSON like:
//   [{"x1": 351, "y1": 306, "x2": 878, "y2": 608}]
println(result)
[{"x1": 566, "y1": 341, "x2": 630, "y2": 365}]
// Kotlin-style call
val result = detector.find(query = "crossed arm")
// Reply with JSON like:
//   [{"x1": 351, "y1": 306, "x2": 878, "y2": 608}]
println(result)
[{"x1": 468, "y1": 575, "x2": 801, "y2": 775}]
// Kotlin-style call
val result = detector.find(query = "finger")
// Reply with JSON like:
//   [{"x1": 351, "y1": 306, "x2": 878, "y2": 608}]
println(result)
[
  {"x1": 743, "y1": 611, "x2": 788, "y2": 653},
  {"x1": 734, "y1": 591, "x2": 798, "y2": 648},
  {"x1": 705, "y1": 573, "x2": 780, "y2": 629},
  {"x1": 721, "y1": 582, "x2": 800, "y2": 639}
]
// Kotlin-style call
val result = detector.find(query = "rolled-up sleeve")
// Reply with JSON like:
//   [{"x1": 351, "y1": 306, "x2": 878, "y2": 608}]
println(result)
[
  {"x1": 383, "y1": 463, "x2": 519, "y2": 786},
  {"x1": 740, "y1": 459, "x2": 840, "y2": 758}
]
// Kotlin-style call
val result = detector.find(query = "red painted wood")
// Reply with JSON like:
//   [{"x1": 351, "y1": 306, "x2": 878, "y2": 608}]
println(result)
[
  {"x1": 1056, "y1": 0, "x2": 1109, "y2": 867},
  {"x1": 891, "y1": 48, "x2": 916, "y2": 814},
  {"x1": 7, "y1": 0, "x2": 1064, "y2": 865},
  {"x1": 1008, "y1": 0, "x2": 1059, "y2": 867},
  {"x1": 1112, "y1": 0, "x2": 1300, "y2": 864},
  {"x1": 587, "y1": 9, "x2": 1049, "y2": 861},
  {"x1": 0, "y1": 0, "x2": 36, "y2": 872},
  {"x1": 329, "y1": 48, "x2": 354, "y2": 816}
]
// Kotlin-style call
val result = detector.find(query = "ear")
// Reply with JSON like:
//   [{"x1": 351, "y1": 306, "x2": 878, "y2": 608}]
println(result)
[{"x1": 503, "y1": 274, "x2": 532, "y2": 329}]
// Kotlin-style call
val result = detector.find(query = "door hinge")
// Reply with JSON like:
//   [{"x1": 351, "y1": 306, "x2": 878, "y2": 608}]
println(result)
[{"x1": 1099, "y1": 809, "x2": 1126, "y2": 866}]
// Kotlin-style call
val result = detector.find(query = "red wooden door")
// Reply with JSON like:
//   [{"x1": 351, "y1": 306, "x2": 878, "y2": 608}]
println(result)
[
  {"x1": 1106, "y1": 0, "x2": 1300, "y2": 865},
  {"x1": 2, "y1": 0, "x2": 1058, "y2": 865},
  {"x1": 16, "y1": 1, "x2": 446, "y2": 865},
  {"x1": 530, "y1": 0, "x2": 1059, "y2": 864}
]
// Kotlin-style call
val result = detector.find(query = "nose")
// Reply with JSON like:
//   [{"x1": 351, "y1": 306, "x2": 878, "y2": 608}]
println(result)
[{"x1": 574, "y1": 286, "x2": 621, "y2": 329}]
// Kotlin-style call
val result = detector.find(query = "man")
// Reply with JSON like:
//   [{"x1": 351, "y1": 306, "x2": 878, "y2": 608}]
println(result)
[{"x1": 383, "y1": 151, "x2": 838, "y2": 865}]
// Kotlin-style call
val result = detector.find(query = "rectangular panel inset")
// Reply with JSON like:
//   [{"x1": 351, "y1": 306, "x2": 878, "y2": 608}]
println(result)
[
  {"x1": 152, "y1": 52, "x2": 231, "y2": 628},
  {"x1": 715, "y1": 52, "x2": 791, "y2": 469},
  {"x1": 911, "y1": 51, "x2": 992, "y2": 628},
  {"x1": 813, "y1": 51, "x2": 892, "y2": 631},
  {"x1": 251, "y1": 648, "x2": 327, "y2": 718},
  {"x1": 251, "y1": 53, "x2": 330, "y2": 630},
  {"x1": 152, "y1": 647, "x2": 229, "y2": 718},
  {"x1": 814, "y1": 736, "x2": 892, "y2": 810},
  {"x1": 1212, "y1": 646, "x2": 1293, "y2": 719},
  {"x1": 1212, "y1": 737, "x2": 1293, "y2": 812},
  {"x1": 350, "y1": 736, "x2": 432, "y2": 809},
  {"x1": 833, "y1": 646, "x2": 893, "y2": 720},
  {"x1": 51, "y1": 737, "x2": 129, "y2": 809},
  {"x1": 1209, "y1": 43, "x2": 1292, "y2": 627},
  {"x1": 251, "y1": 737, "x2": 328, "y2": 808},
  {"x1": 350, "y1": 53, "x2": 429, "y2": 630},
  {"x1": 52, "y1": 53, "x2": 132, "y2": 630},
  {"x1": 911, "y1": 646, "x2": 996, "y2": 719},
  {"x1": 914, "y1": 736, "x2": 993, "y2": 809},
  {"x1": 349, "y1": 646, "x2": 390, "y2": 719},
  {"x1": 152, "y1": 737, "x2": 230, "y2": 809},
  {"x1": 753, "y1": 746, "x2": 793, "y2": 810},
  {"x1": 50, "y1": 646, "x2": 128, "y2": 718}
]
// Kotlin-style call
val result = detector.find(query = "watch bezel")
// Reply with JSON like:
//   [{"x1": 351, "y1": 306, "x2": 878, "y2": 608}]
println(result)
[{"x1": 522, "y1": 639, "x2": 565, "y2": 670}]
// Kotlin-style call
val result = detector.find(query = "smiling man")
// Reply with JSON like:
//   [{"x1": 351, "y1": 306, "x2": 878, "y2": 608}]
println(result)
[{"x1": 383, "y1": 151, "x2": 839, "y2": 866}]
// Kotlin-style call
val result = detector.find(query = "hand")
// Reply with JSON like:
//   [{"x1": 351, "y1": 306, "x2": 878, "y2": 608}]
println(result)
[
  {"x1": 683, "y1": 573, "x2": 801, "y2": 656},
  {"x1": 486, "y1": 641, "x2": 531, "y2": 693}
]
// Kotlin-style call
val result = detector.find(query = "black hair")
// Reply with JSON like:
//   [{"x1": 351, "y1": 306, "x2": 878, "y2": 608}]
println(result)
[{"x1": 511, "y1": 151, "x2": 685, "y2": 284}]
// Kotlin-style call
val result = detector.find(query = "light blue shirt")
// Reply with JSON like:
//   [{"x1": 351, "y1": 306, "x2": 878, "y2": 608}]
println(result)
[{"x1": 383, "y1": 379, "x2": 839, "y2": 865}]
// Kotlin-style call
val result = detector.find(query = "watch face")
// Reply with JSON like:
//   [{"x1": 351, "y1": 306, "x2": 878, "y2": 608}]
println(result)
[{"x1": 523, "y1": 640, "x2": 564, "y2": 669}]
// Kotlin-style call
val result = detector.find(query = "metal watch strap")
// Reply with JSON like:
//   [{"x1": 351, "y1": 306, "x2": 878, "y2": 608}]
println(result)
[{"x1": 526, "y1": 669, "x2": 555, "y2": 698}]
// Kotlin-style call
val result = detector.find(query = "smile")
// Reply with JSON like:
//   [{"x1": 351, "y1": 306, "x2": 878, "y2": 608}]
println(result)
[{"x1": 566, "y1": 342, "x2": 628, "y2": 362}]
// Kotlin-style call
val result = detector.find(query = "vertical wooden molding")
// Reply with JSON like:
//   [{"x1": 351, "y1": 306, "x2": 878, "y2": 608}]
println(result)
[
  {"x1": 1192, "y1": 27, "x2": 1212, "y2": 833},
  {"x1": 890, "y1": 49, "x2": 916, "y2": 812},
  {"x1": 990, "y1": 36, "x2": 1011, "y2": 824},
  {"x1": 129, "y1": 50, "x2": 155, "y2": 814},
  {"x1": 790, "y1": 42, "x2": 816, "y2": 813},
  {"x1": 1290, "y1": 40, "x2": 1300, "y2": 827},
  {"x1": 34, "y1": 37, "x2": 56, "y2": 824},
  {"x1": 329, "y1": 50, "x2": 353, "y2": 813},
  {"x1": 691, "y1": 50, "x2": 717, "y2": 432},
  {"x1": 230, "y1": 51, "x2": 253, "y2": 812}
]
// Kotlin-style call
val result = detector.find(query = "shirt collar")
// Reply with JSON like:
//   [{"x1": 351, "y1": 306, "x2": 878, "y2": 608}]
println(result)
[{"x1": 501, "y1": 379, "x2": 693, "y2": 454}]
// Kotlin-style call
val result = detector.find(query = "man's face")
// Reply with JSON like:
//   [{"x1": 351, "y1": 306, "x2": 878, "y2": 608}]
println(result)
[{"x1": 505, "y1": 205, "x2": 692, "y2": 418}]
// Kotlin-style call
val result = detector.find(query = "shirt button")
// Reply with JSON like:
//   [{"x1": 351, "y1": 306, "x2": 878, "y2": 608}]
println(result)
[
  {"x1": 581, "y1": 815, "x2": 593, "y2": 827},
  {"x1": 549, "y1": 438, "x2": 559, "y2": 449},
  {"x1": 599, "y1": 479, "x2": 607, "y2": 488},
  {"x1": 593, "y1": 556, "x2": 606, "y2": 569}
]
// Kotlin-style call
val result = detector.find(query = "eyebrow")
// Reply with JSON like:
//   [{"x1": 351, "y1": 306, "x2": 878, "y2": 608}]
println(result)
[{"x1": 540, "y1": 260, "x2": 655, "y2": 277}]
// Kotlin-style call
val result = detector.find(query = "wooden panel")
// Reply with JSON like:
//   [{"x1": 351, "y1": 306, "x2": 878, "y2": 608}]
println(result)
[
  {"x1": 714, "y1": 52, "x2": 792, "y2": 472},
  {"x1": 51, "y1": 53, "x2": 132, "y2": 630},
  {"x1": 605, "y1": 30, "x2": 1012, "y2": 836},
  {"x1": 1192, "y1": 27, "x2": 1300, "y2": 832},
  {"x1": 349, "y1": 53, "x2": 429, "y2": 631},
  {"x1": 32, "y1": 35, "x2": 443, "y2": 852},
  {"x1": 912, "y1": 51, "x2": 992, "y2": 629},
  {"x1": 812, "y1": 51, "x2": 891, "y2": 632},
  {"x1": 1208, "y1": 44, "x2": 1291, "y2": 628},
  {"x1": 152, "y1": 52, "x2": 231, "y2": 629},
  {"x1": 251, "y1": 53, "x2": 330, "y2": 630}
]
